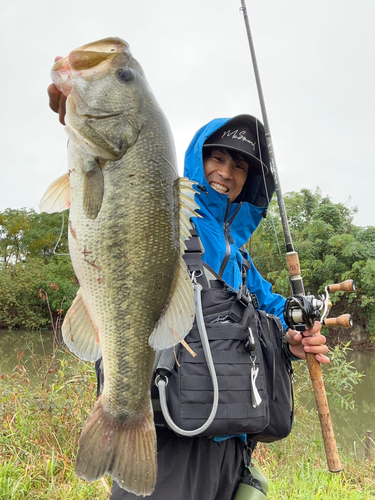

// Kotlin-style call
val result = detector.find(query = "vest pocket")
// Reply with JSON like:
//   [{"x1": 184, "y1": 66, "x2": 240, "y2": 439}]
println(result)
[{"x1": 166, "y1": 322, "x2": 269, "y2": 436}]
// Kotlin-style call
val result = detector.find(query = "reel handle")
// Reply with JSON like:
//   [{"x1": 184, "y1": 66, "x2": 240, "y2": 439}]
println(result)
[
  {"x1": 323, "y1": 314, "x2": 353, "y2": 328},
  {"x1": 327, "y1": 280, "x2": 355, "y2": 293}
]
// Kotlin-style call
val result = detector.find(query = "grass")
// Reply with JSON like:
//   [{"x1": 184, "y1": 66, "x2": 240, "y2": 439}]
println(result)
[
  {"x1": 0, "y1": 350, "x2": 110, "y2": 499},
  {"x1": 0, "y1": 346, "x2": 374, "y2": 499},
  {"x1": 252, "y1": 417, "x2": 375, "y2": 499}
]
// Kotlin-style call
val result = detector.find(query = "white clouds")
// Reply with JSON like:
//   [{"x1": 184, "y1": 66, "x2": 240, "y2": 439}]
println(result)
[{"x1": 0, "y1": 0, "x2": 374, "y2": 226}]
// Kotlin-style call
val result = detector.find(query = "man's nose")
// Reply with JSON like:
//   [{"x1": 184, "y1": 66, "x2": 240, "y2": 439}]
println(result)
[{"x1": 218, "y1": 163, "x2": 232, "y2": 178}]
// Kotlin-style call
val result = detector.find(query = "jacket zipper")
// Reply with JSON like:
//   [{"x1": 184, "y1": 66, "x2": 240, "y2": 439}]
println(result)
[{"x1": 218, "y1": 201, "x2": 242, "y2": 277}]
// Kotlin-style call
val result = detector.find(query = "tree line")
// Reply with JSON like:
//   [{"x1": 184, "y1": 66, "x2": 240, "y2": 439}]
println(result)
[{"x1": 0, "y1": 190, "x2": 374, "y2": 340}]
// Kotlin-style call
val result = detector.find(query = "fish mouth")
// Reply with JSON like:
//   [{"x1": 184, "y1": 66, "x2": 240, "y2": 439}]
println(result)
[
  {"x1": 52, "y1": 37, "x2": 139, "y2": 160},
  {"x1": 51, "y1": 37, "x2": 130, "y2": 96},
  {"x1": 209, "y1": 182, "x2": 229, "y2": 195},
  {"x1": 82, "y1": 112, "x2": 124, "y2": 120}
]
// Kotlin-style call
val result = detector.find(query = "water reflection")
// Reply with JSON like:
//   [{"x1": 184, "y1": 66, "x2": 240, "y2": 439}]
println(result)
[
  {"x1": 331, "y1": 350, "x2": 375, "y2": 457},
  {"x1": 0, "y1": 329, "x2": 65, "y2": 379}
]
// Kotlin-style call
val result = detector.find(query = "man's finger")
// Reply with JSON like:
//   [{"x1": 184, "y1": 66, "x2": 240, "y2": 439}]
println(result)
[
  {"x1": 58, "y1": 93, "x2": 67, "y2": 125},
  {"x1": 47, "y1": 83, "x2": 61, "y2": 113},
  {"x1": 302, "y1": 335, "x2": 327, "y2": 347},
  {"x1": 286, "y1": 329, "x2": 302, "y2": 345}
]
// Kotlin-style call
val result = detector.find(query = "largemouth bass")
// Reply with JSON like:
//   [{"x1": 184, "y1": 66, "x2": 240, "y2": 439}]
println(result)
[{"x1": 40, "y1": 37, "x2": 198, "y2": 496}]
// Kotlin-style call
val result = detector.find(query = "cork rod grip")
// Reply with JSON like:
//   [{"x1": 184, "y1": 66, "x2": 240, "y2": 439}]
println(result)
[
  {"x1": 323, "y1": 314, "x2": 353, "y2": 328},
  {"x1": 306, "y1": 352, "x2": 342, "y2": 472},
  {"x1": 285, "y1": 251, "x2": 301, "y2": 277},
  {"x1": 327, "y1": 280, "x2": 355, "y2": 293}
]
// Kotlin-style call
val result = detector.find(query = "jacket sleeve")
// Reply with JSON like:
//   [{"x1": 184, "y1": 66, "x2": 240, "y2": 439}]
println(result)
[{"x1": 245, "y1": 254, "x2": 288, "y2": 331}]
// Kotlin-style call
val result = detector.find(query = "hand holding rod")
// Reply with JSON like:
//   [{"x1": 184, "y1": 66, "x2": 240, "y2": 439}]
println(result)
[{"x1": 239, "y1": 0, "x2": 343, "y2": 472}]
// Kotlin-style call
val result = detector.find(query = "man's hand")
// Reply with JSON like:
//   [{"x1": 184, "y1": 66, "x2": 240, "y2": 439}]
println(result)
[
  {"x1": 286, "y1": 321, "x2": 330, "y2": 364},
  {"x1": 47, "y1": 56, "x2": 66, "y2": 125}
]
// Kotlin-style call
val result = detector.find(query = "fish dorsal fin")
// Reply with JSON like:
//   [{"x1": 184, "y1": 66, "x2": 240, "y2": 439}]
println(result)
[
  {"x1": 149, "y1": 177, "x2": 200, "y2": 350},
  {"x1": 62, "y1": 288, "x2": 101, "y2": 361},
  {"x1": 39, "y1": 173, "x2": 71, "y2": 213},
  {"x1": 178, "y1": 177, "x2": 201, "y2": 255}
]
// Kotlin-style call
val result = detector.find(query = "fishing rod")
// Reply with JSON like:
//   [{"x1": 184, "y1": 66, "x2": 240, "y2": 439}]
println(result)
[{"x1": 239, "y1": 0, "x2": 355, "y2": 473}]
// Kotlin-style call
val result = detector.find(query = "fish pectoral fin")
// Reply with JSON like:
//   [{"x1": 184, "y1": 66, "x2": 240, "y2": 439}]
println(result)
[
  {"x1": 75, "y1": 397, "x2": 157, "y2": 496},
  {"x1": 149, "y1": 258, "x2": 195, "y2": 350},
  {"x1": 83, "y1": 158, "x2": 104, "y2": 219},
  {"x1": 39, "y1": 173, "x2": 71, "y2": 213},
  {"x1": 148, "y1": 178, "x2": 199, "y2": 351},
  {"x1": 62, "y1": 288, "x2": 101, "y2": 361}
]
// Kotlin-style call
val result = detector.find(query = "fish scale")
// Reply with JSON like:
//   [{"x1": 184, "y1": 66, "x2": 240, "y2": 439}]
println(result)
[
  {"x1": 40, "y1": 37, "x2": 199, "y2": 496},
  {"x1": 68, "y1": 138, "x2": 178, "y2": 414}
]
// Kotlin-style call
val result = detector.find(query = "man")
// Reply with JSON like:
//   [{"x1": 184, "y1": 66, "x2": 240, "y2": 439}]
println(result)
[{"x1": 48, "y1": 86, "x2": 329, "y2": 500}]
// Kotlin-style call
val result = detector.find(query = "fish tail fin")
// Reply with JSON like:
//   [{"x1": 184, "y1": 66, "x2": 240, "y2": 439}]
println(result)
[{"x1": 75, "y1": 397, "x2": 157, "y2": 496}]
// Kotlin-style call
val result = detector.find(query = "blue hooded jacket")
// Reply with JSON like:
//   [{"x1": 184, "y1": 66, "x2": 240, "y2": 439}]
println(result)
[{"x1": 184, "y1": 117, "x2": 287, "y2": 329}]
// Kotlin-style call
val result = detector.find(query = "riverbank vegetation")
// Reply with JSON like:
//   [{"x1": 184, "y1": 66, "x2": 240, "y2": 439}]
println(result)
[
  {"x1": 1, "y1": 343, "x2": 373, "y2": 499},
  {"x1": 1, "y1": 191, "x2": 374, "y2": 345}
]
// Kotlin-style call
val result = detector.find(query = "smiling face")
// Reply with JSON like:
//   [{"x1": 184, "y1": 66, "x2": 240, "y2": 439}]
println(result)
[{"x1": 203, "y1": 148, "x2": 249, "y2": 202}]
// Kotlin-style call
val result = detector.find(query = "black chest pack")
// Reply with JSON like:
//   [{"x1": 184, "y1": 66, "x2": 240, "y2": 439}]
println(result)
[{"x1": 151, "y1": 229, "x2": 294, "y2": 443}]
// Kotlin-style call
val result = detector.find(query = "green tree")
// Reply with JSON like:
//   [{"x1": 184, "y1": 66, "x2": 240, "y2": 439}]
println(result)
[
  {"x1": 0, "y1": 208, "x2": 76, "y2": 330},
  {"x1": 247, "y1": 189, "x2": 375, "y2": 340},
  {"x1": 0, "y1": 260, "x2": 47, "y2": 329},
  {"x1": 0, "y1": 208, "x2": 31, "y2": 266},
  {"x1": 24, "y1": 210, "x2": 69, "y2": 261},
  {"x1": 0, "y1": 208, "x2": 69, "y2": 267}
]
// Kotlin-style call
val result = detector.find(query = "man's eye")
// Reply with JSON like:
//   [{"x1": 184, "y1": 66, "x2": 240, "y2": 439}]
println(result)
[{"x1": 236, "y1": 163, "x2": 248, "y2": 171}]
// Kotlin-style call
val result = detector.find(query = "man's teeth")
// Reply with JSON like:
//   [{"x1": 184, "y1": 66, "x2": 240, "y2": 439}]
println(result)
[{"x1": 210, "y1": 182, "x2": 229, "y2": 194}]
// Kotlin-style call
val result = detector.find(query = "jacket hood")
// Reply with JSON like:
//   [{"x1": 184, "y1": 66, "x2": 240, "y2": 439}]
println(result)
[{"x1": 184, "y1": 116, "x2": 276, "y2": 245}]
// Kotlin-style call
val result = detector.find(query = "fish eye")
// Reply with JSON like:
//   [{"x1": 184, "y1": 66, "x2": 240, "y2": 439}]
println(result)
[{"x1": 116, "y1": 67, "x2": 134, "y2": 83}]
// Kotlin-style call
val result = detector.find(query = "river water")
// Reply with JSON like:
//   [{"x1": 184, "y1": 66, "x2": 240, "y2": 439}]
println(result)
[
  {"x1": 1, "y1": 330, "x2": 374, "y2": 457},
  {"x1": 328, "y1": 349, "x2": 375, "y2": 457}
]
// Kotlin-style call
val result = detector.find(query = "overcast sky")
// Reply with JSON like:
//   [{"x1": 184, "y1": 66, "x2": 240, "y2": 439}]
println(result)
[{"x1": 1, "y1": 0, "x2": 374, "y2": 227}]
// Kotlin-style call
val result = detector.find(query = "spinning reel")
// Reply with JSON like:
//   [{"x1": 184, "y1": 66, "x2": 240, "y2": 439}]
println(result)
[{"x1": 284, "y1": 280, "x2": 355, "y2": 332}]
